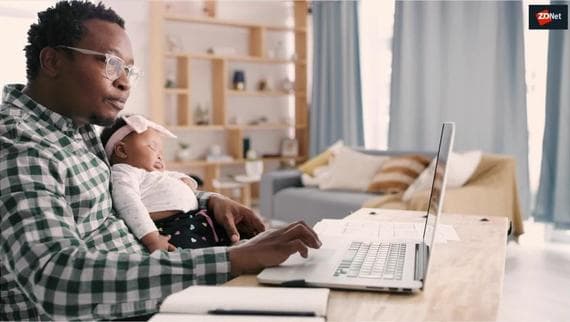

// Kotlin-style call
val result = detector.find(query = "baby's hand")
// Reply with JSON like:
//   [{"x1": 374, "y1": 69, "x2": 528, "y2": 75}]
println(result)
[{"x1": 140, "y1": 231, "x2": 176, "y2": 253}]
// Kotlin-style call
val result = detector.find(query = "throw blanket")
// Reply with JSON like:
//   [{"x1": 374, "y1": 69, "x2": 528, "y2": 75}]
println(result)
[{"x1": 363, "y1": 154, "x2": 525, "y2": 236}]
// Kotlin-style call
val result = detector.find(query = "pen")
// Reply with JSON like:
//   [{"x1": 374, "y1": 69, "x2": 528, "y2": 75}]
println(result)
[{"x1": 208, "y1": 309, "x2": 316, "y2": 317}]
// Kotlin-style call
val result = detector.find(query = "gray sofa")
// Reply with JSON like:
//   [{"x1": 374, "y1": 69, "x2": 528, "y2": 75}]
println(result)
[
  {"x1": 259, "y1": 149, "x2": 525, "y2": 237},
  {"x1": 259, "y1": 149, "x2": 435, "y2": 226}
]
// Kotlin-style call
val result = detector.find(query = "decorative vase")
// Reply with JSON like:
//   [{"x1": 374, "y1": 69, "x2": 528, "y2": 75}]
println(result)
[
  {"x1": 175, "y1": 143, "x2": 192, "y2": 162},
  {"x1": 245, "y1": 150, "x2": 263, "y2": 178}
]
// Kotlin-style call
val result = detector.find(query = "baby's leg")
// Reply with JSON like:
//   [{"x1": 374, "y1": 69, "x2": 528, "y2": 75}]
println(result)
[{"x1": 154, "y1": 210, "x2": 229, "y2": 249}]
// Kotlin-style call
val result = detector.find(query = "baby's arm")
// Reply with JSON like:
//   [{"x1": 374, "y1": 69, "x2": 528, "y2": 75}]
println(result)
[
  {"x1": 111, "y1": 165, "x2": 175, "y2": 252},
  {"x1": 140, "y1": 231, "x2": 176, "y2": 252},
  {"x1": 166, "y1": 171, "x2": 199, "y2": 191}
]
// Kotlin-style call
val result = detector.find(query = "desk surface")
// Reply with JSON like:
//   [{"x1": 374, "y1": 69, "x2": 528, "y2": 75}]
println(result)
[{"x1": 226, "y1": 208, "x2": 508, "y2": 321}]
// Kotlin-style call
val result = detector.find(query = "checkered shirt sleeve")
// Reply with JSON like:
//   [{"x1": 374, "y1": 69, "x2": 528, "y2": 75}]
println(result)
[{"x1": 0, "y1": 85, "x2": 231, "y2": 321}]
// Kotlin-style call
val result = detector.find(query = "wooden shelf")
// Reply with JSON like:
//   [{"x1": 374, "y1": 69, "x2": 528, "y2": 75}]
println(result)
[
  {"x1": 226, "y1": 124, "x2": 294, "y2": 130},
  {"x1": 227, "y1": 90, "x2": 292, "y2": 97},
  {"x1": 169, "y1": 156, "x2": 306, "y2": 168},
  {"x1": 150, "y1": 0, "x2": 309, "y2": 192},
  {"x1": 166, "y1": 124, "x2": 306, "y2": 131},
  {"x1": 169, "y1": 125, "x2": 225, "y2": 131},
  {"x1": 163, "y1": 14, "x2": 306, "y2": 32},
  {"x1": 165, "y1": 52, "x2": 304, "y2": 64},
  {"x1": 164, "y1": 88, "x2": 189, "y2": 95}
]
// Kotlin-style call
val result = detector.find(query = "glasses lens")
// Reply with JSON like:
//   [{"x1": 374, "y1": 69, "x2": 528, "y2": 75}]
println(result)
[
  {"x1": 106, "y1": 56, "x2": 123, "y2": 81},
  {"x1": 127, "y1": 67, "x2": 141, "y2": 86}
]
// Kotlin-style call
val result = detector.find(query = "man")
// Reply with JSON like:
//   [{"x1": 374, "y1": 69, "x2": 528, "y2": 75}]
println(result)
[{"x1": 0, "y1": 1, "x2": 321, "y2": 320}]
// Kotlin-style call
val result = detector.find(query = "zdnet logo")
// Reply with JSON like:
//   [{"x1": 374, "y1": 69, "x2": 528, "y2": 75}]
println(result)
[{"x1": 529, "y1": 5, "x2": 568, "y2": 29}]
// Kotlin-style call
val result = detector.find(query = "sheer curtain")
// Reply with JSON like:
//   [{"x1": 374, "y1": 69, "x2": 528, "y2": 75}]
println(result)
[
  {"x1": 534, "y1": 21, "x2": 570, "y2": 227},
  {"x1": 310, "y1": 0, "x2": 363, "y2": 156},
  {"x1": 388, "y1": 1, "x2": 531, "y2": 216}
]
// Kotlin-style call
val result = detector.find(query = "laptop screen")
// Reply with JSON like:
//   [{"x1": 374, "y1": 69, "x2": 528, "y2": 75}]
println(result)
[{"x1": 421, "y1": 122, "x2": 455, "y2": 247}]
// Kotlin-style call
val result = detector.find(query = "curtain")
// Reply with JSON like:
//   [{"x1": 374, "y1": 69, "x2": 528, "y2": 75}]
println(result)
[
  {"x1": 310, "y1": 0, "x2": 364, "y2": 156},
  {"x1": 534, "y1": 20, "x2": 570, "y2": 227},
  {"x1": 388, "y1": 1, "x2": 531, "y2": 216}
]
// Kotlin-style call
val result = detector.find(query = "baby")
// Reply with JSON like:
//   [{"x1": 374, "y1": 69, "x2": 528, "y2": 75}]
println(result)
[{"x1": 100, "y1": 114, "x2": 229, "y2": 252}]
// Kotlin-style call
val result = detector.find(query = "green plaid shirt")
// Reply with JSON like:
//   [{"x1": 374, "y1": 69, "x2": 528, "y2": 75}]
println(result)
[{"x1": 0, "y1": 84, "x2": 231, "y2": 321}]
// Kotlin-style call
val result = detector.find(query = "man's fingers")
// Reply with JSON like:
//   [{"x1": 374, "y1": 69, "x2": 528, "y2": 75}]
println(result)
[
  {"x1": 286, "y1": 240, "x2": 309, "y2": 258},
  {"x1": 282, "y1": 221, "x2": 321, "y2": 248},
  {"x1": 221, "y1": 212, "x2": 240, "y2": 243},
  {"x1": 247, "y1": 211, "x2": 266, "y2": 233}
]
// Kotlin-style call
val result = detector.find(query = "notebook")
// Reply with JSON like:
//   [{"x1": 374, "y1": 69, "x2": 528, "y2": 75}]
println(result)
[
  {"x1": 148, "y1": 285, "x2": 329, "y2": 322},
  {"x1": 257, "y1": 122, "x2": 455, "y2": 293}
]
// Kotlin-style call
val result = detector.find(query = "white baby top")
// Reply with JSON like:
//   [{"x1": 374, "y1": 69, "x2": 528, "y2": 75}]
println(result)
[{"x1": 111, "y1": 163, "x2": 199, "y2": 239}]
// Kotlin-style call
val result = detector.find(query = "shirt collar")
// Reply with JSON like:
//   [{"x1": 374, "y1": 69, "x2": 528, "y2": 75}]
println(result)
[{"x1": 2, "y1": 84, "x2": 80, "y2": 137}]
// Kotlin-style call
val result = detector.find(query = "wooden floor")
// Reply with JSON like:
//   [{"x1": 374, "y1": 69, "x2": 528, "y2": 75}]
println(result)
[{"x1": 498, "y1": 220, "x2": 570, "y2": 322}]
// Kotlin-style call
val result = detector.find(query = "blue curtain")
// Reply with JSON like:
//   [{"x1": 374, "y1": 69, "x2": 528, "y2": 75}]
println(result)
[
  {"x1": 310, "y1": 0, "x2": 364, "y2": 156},
  {"x1": 534, "y1": 23, "x2": 570, "y2": 227},
  {"x1": 388, "y1": 1, "x2": 531, "y2": 216}
]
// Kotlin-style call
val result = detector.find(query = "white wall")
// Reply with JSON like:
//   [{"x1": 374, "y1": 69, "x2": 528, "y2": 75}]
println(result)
[
  {"x1": 0, "y1": 0, "x2": 148, "y2": 116},
  {"x1": 101, "y1": 0, "x2": 149, "y2": 116}
]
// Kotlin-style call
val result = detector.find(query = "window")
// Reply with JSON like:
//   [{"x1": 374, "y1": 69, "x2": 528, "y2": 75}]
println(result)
[
  {"x1": 523, "y1": 1, "x2": 548, "y2": 200},
  {"x1": 358, "y1": 0, "x2": 395, "y2": 150}
]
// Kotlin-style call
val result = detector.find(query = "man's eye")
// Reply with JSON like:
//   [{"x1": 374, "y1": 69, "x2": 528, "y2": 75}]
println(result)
[{"x1": 148, "y1": 145, "x2": 158, "y2": 151}]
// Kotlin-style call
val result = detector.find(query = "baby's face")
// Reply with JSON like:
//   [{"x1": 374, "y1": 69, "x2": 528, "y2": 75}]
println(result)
[{"x1": 120, "y1": 129, "x2": 166, "y2": 171}]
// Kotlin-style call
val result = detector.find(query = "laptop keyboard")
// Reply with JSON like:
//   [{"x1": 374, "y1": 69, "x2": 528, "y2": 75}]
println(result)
[{"x1": 333, "y1": 241, "x2": 406, "y2": 280}]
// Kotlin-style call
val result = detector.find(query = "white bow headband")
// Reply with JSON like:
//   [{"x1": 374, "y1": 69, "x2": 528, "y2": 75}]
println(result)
[{"x1": 104, "y1": 115, "x2": 176, "y2": 159}]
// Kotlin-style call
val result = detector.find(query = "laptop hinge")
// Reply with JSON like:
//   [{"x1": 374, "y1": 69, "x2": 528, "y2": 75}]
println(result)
[{"x1": 414, "y1": 243, "x2": 429, "y2": 281}]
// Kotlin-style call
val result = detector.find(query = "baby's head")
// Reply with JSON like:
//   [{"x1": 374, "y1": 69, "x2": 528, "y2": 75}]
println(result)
[{"x1": 100, "y1": 114, "x2": 176, "y2": 171}]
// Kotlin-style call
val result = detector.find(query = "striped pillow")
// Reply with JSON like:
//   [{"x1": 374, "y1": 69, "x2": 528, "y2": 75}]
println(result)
[{"x1": 367, "y1": 155, "x2": 430, "y2": 194}]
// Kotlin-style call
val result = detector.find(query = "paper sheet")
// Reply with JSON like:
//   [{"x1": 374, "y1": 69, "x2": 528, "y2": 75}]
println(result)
[{"x1": 313, "y1": 219, "x2": 460, "y2": 243}]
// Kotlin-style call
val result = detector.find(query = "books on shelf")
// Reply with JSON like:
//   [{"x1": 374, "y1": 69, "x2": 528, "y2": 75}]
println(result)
[{"x1": 149, "y1": 285, "x2": 329, "y2": 322}]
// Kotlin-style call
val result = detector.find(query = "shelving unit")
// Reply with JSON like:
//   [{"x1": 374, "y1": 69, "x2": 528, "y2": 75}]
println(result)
[{"x1": 149, "y1": 0, "x2": 309, "y2": 195}]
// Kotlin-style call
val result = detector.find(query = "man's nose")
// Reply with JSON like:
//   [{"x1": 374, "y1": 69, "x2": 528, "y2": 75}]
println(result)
[{"x1": 113, "y1": 70, "x2": 131, "y2": 92}]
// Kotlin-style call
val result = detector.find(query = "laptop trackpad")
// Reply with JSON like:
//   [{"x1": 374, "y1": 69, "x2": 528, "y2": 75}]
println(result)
[{"x1": 257, "y1": 247, "x2": 336, "y2": 284}]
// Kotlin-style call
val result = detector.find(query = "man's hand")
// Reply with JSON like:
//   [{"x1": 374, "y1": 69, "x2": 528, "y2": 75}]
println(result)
[
  {"x1": 208, "y1": 194, "x2": 266, "y2": 243},
  {"x1": 228, "y1": 221, "x2": 322, "y2": 276},
  {"x1": 140, "y1": 231, "x2": 176, "y2": 253}
]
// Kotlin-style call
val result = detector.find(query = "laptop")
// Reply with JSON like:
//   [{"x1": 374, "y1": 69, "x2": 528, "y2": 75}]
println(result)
[{"x1": 257, "y1": 122, "x2": 455, "y2": 292}]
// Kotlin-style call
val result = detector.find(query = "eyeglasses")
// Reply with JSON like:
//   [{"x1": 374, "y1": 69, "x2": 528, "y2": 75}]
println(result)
[{"x1": 56, "y1": 46, "x2": 142, "y2": 85}]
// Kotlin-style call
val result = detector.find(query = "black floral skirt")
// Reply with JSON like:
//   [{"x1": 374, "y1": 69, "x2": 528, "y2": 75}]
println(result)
[{"x1": 154, "y1": 209, "x2": 230, "y2": 249}]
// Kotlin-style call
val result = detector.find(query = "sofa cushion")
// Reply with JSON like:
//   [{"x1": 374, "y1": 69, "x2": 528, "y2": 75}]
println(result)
[
  {"x1": 319, "y1": 147, "x2": 387, "y2": 192},
  {"x1": 403, "y1": 150, "x2": 482, "y2": 201},
  {"x1": 298, "y1": 140, "x2": 343, "y2": 176},
  {"x1": 367, "y1": 155, "x2": 430, "y2": 194},
  {"x1": 273, "y1": 187, "x2": 378, "y2": 226}
]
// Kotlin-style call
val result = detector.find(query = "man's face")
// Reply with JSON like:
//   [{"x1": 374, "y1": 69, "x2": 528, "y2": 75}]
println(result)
[
  {"x1": 119, "y1": 129, "x2": 166, "y2": 172},
  {"x1": 58, "y1": 19, "x2": 133, "y2": 126}
]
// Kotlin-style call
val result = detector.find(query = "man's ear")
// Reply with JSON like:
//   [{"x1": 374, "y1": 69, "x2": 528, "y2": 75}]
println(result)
[
  {"x1": 114, "y1": 142, "x2": 128, "y2": 159},
  {"x1": 38, "y1": 47, "x2": 63, "y2": 78}
]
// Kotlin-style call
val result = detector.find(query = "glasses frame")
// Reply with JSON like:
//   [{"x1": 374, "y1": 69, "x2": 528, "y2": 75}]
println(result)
[{"x1": 55, "y1": 45, "x2": 141, "y2": 84}]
